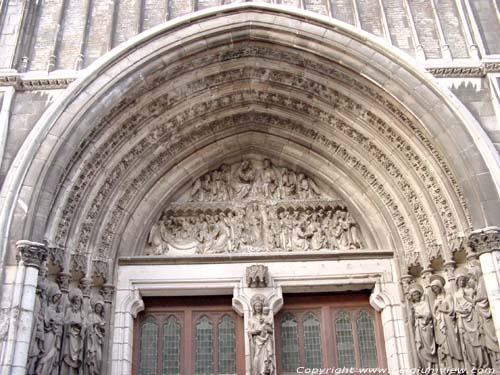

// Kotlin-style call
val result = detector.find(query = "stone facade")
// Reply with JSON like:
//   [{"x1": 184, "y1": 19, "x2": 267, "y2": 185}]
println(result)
[{"x1": 0, "y1": 1, "x2": 500, "y2": 374}]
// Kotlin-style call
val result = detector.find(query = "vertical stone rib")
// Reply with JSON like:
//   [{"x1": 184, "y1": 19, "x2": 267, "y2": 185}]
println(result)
[
  {"x1": 75, "y1": 0, "x2": 93, "y2": 70},
  {"x1": 351, "y1": 0, "x2": 361, "y2": 27},
  {"x1": 377, "y1": 0, "x2": 392, "y2": 41},
  {"x1": 110, "y1": 0, "x2": 119, "y2": 49},
  {"x1": 48, "y1": 0, "x2": 69, "y2": 72},
  {"x1": 454, "y1": 0, "x2": 480, "y2": 59},
  {"x1": 401, "y1": 0, "x2": 425, "y2": 60},
  {"x1": 429, "y1": 0, "x2": 452, "y2": 60},
  {"x1": 12, "y1": 0, "x2": 36, "y2": 71}
]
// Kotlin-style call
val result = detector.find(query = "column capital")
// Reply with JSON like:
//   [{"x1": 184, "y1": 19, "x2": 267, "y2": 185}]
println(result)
[
  {"x1": 15, "y1": 240, "x2": 48, "y2": 269},
  {"x1": 101, "y1": 284, "x2": 115, "y2": 304},
  {"x1": 468, "y1": 226, "x2": 500, "y2": 255}
]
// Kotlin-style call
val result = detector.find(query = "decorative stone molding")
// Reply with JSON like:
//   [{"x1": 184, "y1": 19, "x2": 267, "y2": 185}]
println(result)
[
  {"x1": 246, "y1": 265, "x2": 269, "y2": 288},
  {"x1": 468, "y1": 227, "x2": 500, "y2": 255},
  {"x1": 0, "y1": 71, "x2": 76, "y2": 90},
  {"x1": 15, "y1": 240, "x2": 48, "y2": 269}
]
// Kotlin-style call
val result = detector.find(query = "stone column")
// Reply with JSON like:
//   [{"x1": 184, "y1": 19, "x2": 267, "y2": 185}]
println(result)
[
  {"x1": 468, "y1": 227, "x2": 500, "y2": 346},
  {"x1": 101, "y1": 284, "x2": 115, "y2": 375},
  {"x1": 233, "y1": 264, "x2": 283, "y2": 375},
  {"x1": 9, "y1": 241, "x2": 47, "y2": 375}
]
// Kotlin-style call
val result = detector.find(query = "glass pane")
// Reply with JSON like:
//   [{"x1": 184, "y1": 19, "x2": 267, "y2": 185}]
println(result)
[
  {"x1": 335, "y1": 312, "x2": 356, "y2": 368},
  {"x1": 303, "y1": 312, "x2": 323, "y2": 368},
  {"x1": 195, "y1": 315, "x2": 214, "y2": 374},
  {"x1": 281, "y1": 313, "x2": 300, "y2": 372},
  {"x1": 357, "y1": 311, "x2": 378, "y2": 368},
  {"x1": 140, "y1": 317, "x2": 158, "y2": 375},
  {"x1": 218, "y1": 315, "x2": 236, "y2": 374},
  {"x1": 163, "y1": 316, "x2": 181, "y2": 375}
]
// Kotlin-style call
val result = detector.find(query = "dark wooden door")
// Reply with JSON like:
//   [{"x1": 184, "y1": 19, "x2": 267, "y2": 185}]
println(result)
[
  {"x1": 275, "y1": 293, "x2": 386, "y2": 374},
  {"x1": 133, "y1": 296, "x2": 245, "y2": 375}
]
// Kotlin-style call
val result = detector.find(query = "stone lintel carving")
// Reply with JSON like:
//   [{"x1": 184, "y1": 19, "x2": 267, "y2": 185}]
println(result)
[
  {"x1": 468, "y1": 226, "x2": 500, "y2": 255},
  {"x1": 246, "y1": 264, "x2": 269, "y2": 288},
  {"x1": 16, "y1": 240, "x2": 48, "y2": 269}
]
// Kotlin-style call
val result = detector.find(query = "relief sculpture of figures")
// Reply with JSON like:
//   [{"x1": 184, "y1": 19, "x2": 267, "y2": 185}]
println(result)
[
  {"x1": 36, "y1": 284, "x2": 64, "y2": 375},
  {"x1": 430, "y1": 275, "x2": 464, "y2": 370},
  {"x1": 249, "y1": 294, "x2": 275, "y2": 375},
  {"x1": 146, "y1": 159, "x2": 365, "y2": 256},
  {"x1": 468, "y1": 265, "x2": 500, "y2": 369},
  {"x1": 409, "y1": 283, "x2": 437, "y2": 369},
  {"x1": 60, "y1": 288, "x2": 85, "y2": 375},
  {"x1": 454, "y1": 269, "x2": 487, "y2": 369}
]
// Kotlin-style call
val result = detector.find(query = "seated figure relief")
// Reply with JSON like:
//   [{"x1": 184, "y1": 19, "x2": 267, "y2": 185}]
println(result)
[{"x1": 145, "y1": 159, "x2": 364, "y2": 256}]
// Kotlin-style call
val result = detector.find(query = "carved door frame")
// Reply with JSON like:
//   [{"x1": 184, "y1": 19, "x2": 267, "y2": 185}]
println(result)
[{"x1": 111, "y1": 255, "x2": 408, "y2": 375}]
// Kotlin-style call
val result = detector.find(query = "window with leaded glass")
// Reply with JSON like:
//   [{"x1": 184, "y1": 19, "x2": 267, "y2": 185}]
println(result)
[
  {"x1": 218, "y1": 315, "x2": 236, "y2": 374},
  {"x1": 335, "y1": 311, "x2": 356, "y2": 368},
  {"x1": 140, "y1": 316, "x2": 158, "y2": 375},
  {"x1": 195, "y1": 315, "x2": 214, "y2": 374},
  {"x1": 162, "y1": 316, "x2": 181, "y2": 375},
  {"x1": 281, "y1": 313, "x2": 300, "y2": 372},
  {"x1": 303, "y1": 312, "x2": 323, "y2": 368},
  {"x1": 357, "y1": 310, "x2": 378, "y2": 368}
]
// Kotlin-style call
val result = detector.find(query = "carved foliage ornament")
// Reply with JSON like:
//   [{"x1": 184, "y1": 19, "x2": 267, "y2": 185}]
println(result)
[
  {"x1": 146, "y1": 159, "x2": 363, "y2": 256},
  {"x1": 16, "y1": 241, "x2": 48, "y2": 269}
]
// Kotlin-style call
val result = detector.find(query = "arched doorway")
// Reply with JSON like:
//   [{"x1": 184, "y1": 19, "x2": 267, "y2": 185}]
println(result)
[{"x1": 2, "y1": 4, "x2": 500, "y2": 375}]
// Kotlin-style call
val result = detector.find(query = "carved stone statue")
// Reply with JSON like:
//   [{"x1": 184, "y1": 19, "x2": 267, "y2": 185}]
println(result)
[
  {"x1": 246, "y1": 265, "x2": 269, "y2": 288},
  {"x1": 249, "y1": 294, "x2": 275, "y2": 375},
  {"x1": 454, "y1": 269, "x2": 487, "y2": 369},
  {"x1": 27, "y1": 278, "x2": 47, "y2": 375},
  {"x1": 409, "y1": 284, "x2": 437, "y2": 369},
  {"x1": 84, "y1": 298, "x2": 106, "y2": 375},
  {"x1": 232, "y1": 160, "x2": 256, "y2": 200},
  {"x1": 36, "y1": 284, "x2": 64, "y2": 375},
  {"x1": 61, "y1": 288, "x2": 85, "y2": 375},
  {"x1": 468, "y1": 265, "x2": 500, "y2": 368},
  {"x1": 430, "y1": 275, "x2": 464, "y2": 370},
  {"x1": 260, "y1": 159, "x2": 278, "y2": 199}
]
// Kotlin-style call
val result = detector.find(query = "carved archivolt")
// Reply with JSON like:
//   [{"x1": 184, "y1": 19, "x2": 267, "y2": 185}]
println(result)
[
  {"x1": 145, "y1": 159, "x2": 363, "y2": 256},
  {"x1": 47, "y1": 44, "x2": 470, "y2": 274}
]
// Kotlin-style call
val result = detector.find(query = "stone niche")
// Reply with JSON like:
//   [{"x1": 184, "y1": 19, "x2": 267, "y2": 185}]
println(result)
[{"x1": 144, "y1": 158, "x2": 365, "y2": 256}]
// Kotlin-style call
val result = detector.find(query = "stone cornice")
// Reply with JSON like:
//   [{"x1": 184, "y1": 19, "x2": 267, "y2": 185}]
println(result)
[
  {"x1": 467, "y1": 226, "x2": 500, "y2": 255},
  {"x1": 15, "y1": 240, "x2": 48, "y2": 269}
]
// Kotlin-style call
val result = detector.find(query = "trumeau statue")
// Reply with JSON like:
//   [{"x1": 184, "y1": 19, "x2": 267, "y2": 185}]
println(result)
[
  {"x1": 145, "y1": 158, "x2": 364, "y2": 255},
  {"x1": 249, "y1": 294, "x2": 275, "y2": 375}
]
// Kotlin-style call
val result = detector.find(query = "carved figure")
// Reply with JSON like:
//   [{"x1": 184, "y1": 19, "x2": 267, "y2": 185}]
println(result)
[
  {"x1": 409, "y1": 284, "x2": 437, "y2": 369},
  {"x1": 468, "y1": 266, "x2": 500, "y2": 368},
  {"x1": 84, "y1": 299, "x2": 106, "y2": 375},
  {"x1": 454, "y1": 269, "x2": 486, "y2": 369},
  {"x1": 430, "y1": 275, "x2": 464, "y2": 370},
  {"x1": 297, "y1": 173, "x2": 320, "y2": 199},
  {"x1": 246, "y1": 265, "x2": 269, "y2": 288},
  {"x1": 278, "y1": 211, "x2": 292, "y2": 251},
  {"x1": 232, "y1": 160, "x2": 256, "y2": 200},
  {"x1": 249, "y1": 295, "x2": 275, "y2": 375},
  {"x1": 27, "y1": 279, "x2": 47, "y2": 375},
  {"x1": 61, "y1": 289, "x2": 85, "y2": 375},
  {"x1": 147, "y1": 222, "x2": 167, "y2": 255},
  {"x1": 280, "y1": 168, "x2": 296, "y2": 199},
  {"x1": 266, "y1": 211, "x2": 281, "y2": 249},
  {"x1": 260, "y1": 159, "x2": 278, "y2": 199},
  {"x1": 36, "y1": 284, "x2": 64, "y2": 375}
]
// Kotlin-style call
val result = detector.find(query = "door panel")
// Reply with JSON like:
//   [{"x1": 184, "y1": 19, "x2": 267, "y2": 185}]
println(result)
[
  {"x1": 275, "y1": 293, "x2": 386, "y2": 374},
  {"x1": 133, "y1": 296, "x2": 244, "y2": 375}
]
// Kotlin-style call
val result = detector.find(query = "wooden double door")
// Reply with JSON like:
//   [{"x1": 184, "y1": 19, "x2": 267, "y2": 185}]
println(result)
[{"x1": 134, "y1": 293, "x2": 385, "y2": 375}]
